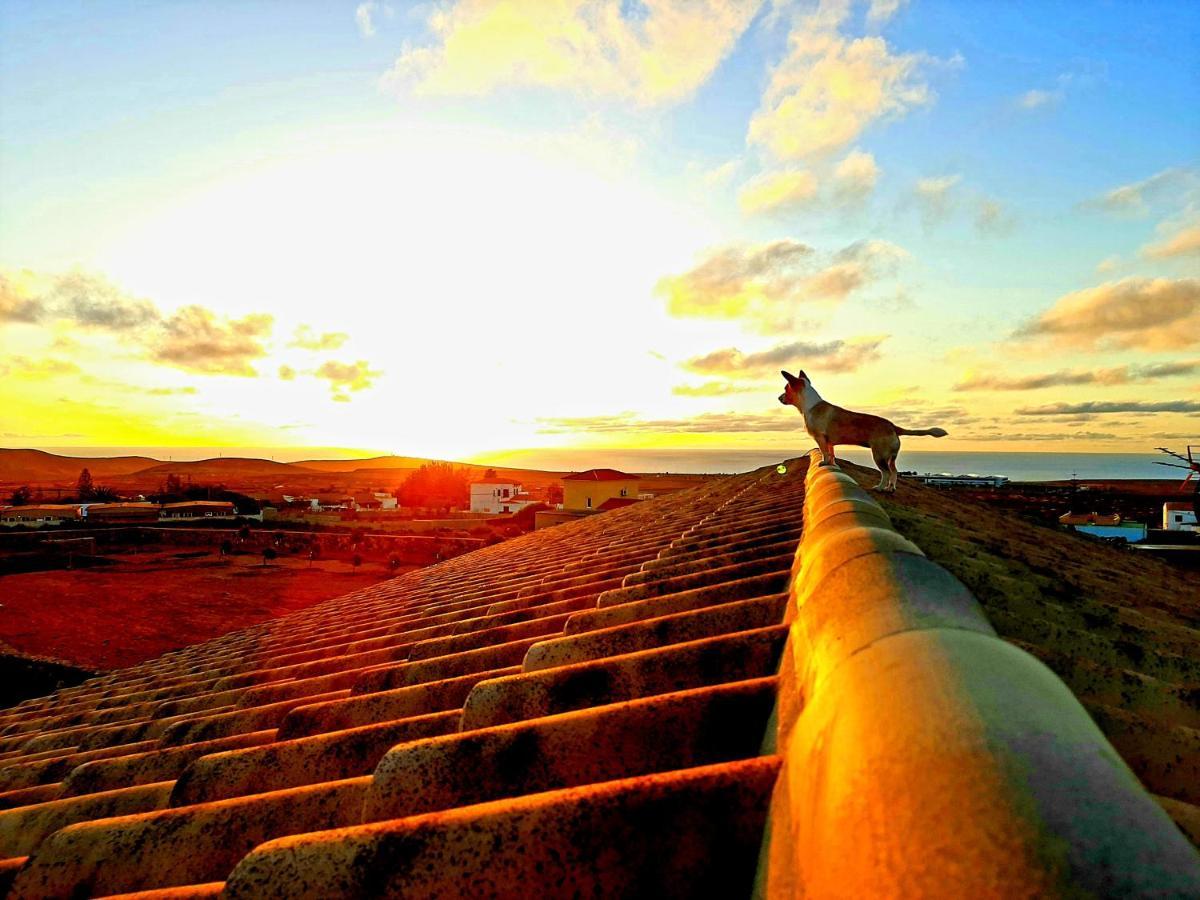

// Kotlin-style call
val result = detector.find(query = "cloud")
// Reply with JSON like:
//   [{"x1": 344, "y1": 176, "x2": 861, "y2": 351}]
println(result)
[
  {"x1": 700, "y1": 159, "x2": 741, "y2": 188},
  {"x1": 1015, "y1": 400, "x2": 1200, "y2": 416},
  {"x1": 315, "y1": 359, "x2": 381, "y2": 398},
  {"x1": 671, "y1": 381, "x2": 760, "y2": 397},
  {"x1": 866, "y1": 0, "x2": 906, "y2": 27},
  {"x1": 0, "y1": 356, "x2": 81, "y2": 378},
  {"x1": 656, "y1": 239, "x2": 813, "y2": 322},
  {"x1": 656, "y1": 237, "x2": 905, "y2": 330},
  {"x1": 536, "y1": 410, "x2": 799, "y2": 435},
  {"x1": 1017, "y1": 89, "x2": 1054, "y2": 110},
  {"x1": 833, "y1": 149, "x2": 879, "y2": 201},
  {"x1": 1096, "y1": 256, "x2": 1119, "y2": 274},
  {"x1": 355, "y1": 2, "x2": 387, "y2": 38},
  {"x1": 960, "y1": 431, "x2": 1119, "y2": 442},
  {"x1": 0, "y1": 274, "x2": 46, "y2": 323},
  {"x1": 954, "y1": 360, "x2": 1200, "y2": 391},
  {"x1": 748, "y1": 4, "x2": 932, "y2": 162},
  {"x1": 289, "y1": 325, "x2": 349, "y2": 350},
  {"x1": 913, "y1": 174, "x2": 961, "y2": 224},
  {"x1": 1142, "y1": 222, "x2": 1200, "y2": 260},
  {"x1": 913, "y1": 174, "x2": 1012, "y2": 234},
  {"x1": 1014, "y1": 276, "x2": 1200, "y2": 350},
  {"x1": 147, "y1": 386, "x2": 197, "y2": 396},
  {"x1": 383, "y1": 0, "x2": 762, "y2": 106},
  {"x1": 683, "y1": 336, "x2": 886, "y2": 377},
  {"x1": 152, "y1": 306, "x2": 274, "y2": 376},
  {"x1": 278, "y1": 365, "x2": 297, "y2": 381},
  {"x1": 39, "y1": 269, "x2": 160, "y2": 331},
  {"x1": 737, "y1": 169, "x2": 819, "y2": 216},
  {"x1": 1089, "y1": 167, "x2": 1196, "y2": 216}
]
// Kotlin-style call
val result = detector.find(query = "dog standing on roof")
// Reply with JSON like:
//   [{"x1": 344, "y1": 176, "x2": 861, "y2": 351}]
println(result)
[{"x1": 778, "y1": 370, "x2": 948, "y2": 492}]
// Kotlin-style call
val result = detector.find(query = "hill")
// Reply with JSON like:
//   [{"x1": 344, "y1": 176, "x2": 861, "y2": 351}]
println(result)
[
  {"x1": 130, "y1": 458, "x2": 313, "y2": 479},
  {"x1": 294, "y1": 456, "x2": 433, "y2": 472},
  {"x1": 0, "y1": 449, "x2": 158, "y2": 485}
]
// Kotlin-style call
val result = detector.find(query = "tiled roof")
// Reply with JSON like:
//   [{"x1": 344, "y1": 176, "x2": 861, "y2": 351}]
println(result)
[
  {"x1": 561, "y1": 468, "x2": 636, "y2": 482},
  {"x1": 597, "y1": 497, "x2": 639, "y2": 511},
  {"x1": 0, "y1": 456, "x2": 1196, "y2": 897}
]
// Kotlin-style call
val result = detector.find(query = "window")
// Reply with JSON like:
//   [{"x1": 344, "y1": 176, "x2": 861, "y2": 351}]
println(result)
[
  {"x1": 1177, "y1": 515, "x2": 1184, "y2": 523},
  {"x1": 586, "y1": 497, "x2": 592, "y2": 508},
  {"x1": 619, "y1": 488, "x2": 627, "y2": 497}
]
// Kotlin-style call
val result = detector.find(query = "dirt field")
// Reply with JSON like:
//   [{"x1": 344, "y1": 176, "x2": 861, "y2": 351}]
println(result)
[{"x1": 0, "y1": 549, "x2": 409, "y2": 671}]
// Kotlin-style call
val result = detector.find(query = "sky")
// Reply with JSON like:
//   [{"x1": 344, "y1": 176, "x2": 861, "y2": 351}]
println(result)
[{"x1": 1, "y1": 0, "x2": 1198, "y2": 461}]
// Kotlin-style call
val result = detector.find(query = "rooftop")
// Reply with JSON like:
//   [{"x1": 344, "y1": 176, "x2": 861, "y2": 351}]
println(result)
[
  {"x1": 0, "y1": 458, "x2": 1196, "y2": 896},
  {"x1": 561, "y1": 468, "x2": 636, "y2": 482}
]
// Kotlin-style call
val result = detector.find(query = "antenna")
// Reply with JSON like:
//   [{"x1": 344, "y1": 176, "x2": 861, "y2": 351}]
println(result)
[{"x1": 1154, "y1": 444, "x2": 1200, "y2": 518}]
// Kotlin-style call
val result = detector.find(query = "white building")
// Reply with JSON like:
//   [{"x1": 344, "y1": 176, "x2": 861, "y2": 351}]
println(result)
[
  {"x1": 1163, "y1": 501, "x2": 1198, "y2": 531},
  {"x1": 470, "y1": 480, "x2": 532, "y2": 514}
]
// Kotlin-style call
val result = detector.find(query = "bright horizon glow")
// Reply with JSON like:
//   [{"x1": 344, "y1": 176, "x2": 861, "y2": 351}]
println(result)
[{"x1": 2, "y1": 1, "x2": 1197, "y2": 459}]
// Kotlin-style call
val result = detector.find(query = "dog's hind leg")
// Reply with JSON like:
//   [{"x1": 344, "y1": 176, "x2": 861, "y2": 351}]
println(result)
[
  {"x1": 870, "y1": 446, "x2": 890, "y2": 490},
  {"x1": 887, "y1": 453, "x2": 899, "y2": 491}
]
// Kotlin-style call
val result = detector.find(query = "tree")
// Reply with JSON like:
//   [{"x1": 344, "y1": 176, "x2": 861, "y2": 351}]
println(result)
[
  {"x1": 351, "y1": 553, "x2": 363, "y2": 570},
  {"x1": 9, "y1": 486, "x2": 32, "y2": 506},
  {"x1": 262, "y1": 547, "x2": 277, "y2": 567},
  {"x1": 91, "y1": 485, "x2": 119, "y2": 502},
  {"x1": 484, "y1": 468, "x2": 497, "y2": 479},
  {"x1": 220, "y1": 539, "x2": 234, "y2": 558},
  {"x1": 76, "y1": 468, "x2": 94, "y2": 500},
  {"x1": 547, "y1": 484, "x2": 564, "y2": 506},
  {"x1": 164, "y1": 473, "x2": 184, "y2": 496},
  {"x1": 397, "y1": 462, "x2": 471, "y2": 512}
]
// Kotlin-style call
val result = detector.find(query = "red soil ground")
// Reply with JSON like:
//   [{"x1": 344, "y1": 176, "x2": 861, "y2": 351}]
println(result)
[{"x1": 0, "y1": 549, "x2": 408, "y2": 671}]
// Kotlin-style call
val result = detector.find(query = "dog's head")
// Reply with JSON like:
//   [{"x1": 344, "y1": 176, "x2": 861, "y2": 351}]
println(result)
[{"x1": 779, "y1": 370, "x2": 808, "y2": 407}]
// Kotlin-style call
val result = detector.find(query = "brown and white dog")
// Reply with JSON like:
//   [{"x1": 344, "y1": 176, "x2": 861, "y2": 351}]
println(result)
[{"x1": 778, "y1": 370, "x2": 947, "y2": 491}]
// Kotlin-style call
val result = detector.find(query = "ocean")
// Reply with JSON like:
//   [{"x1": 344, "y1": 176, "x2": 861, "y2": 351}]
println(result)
[
  {"x1": 475, "y1": 449, "x2": 1182, "y2": 482},
  {"x1": 36, "y1": 446, "x2": 1185, "y2": 482}
]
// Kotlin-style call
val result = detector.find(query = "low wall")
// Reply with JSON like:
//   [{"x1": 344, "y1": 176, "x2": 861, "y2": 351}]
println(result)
[
  {"x1": 759, "y1": 449, "x2": 1200, "y2": 896},
  {"x1": 0, "y1": 526, "x2": 485, "y2": 566}
]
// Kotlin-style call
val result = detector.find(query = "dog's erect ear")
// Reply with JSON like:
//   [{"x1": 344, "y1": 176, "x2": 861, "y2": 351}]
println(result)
[
  {"x1": 798, "y1": 370, "x2": 807, "y2": 380},
  {"x1": 781, "y1": 370, "x2": 800, "y2": 387}
]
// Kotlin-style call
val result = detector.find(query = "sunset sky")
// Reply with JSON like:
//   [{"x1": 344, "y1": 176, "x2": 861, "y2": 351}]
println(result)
[{"x1": 2, "y1": 0, "x2": 1197, "y2": 461}]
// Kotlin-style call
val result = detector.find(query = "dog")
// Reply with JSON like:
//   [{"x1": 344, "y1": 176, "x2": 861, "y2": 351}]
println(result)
[{"x1": 778, "y1": 370, "x2": 947, "y2": 491}]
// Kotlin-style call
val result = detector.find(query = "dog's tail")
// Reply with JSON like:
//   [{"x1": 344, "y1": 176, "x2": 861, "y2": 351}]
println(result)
[{"x1": 896, "y1": 426, "x2": 948, "y2": 437}]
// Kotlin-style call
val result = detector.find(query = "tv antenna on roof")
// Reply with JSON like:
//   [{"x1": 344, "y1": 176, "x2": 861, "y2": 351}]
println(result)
[{"x1": 1154, "y1": 445, "x2": 1200, "y2": 517}]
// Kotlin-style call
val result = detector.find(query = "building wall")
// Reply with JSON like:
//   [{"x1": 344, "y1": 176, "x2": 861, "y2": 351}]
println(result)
[
  {"x1": 470, "y1": 484, "x2": 520, "y2": 514},
  {"x1": 563, "y1": 479, "x2": 638, "y2": 511}
]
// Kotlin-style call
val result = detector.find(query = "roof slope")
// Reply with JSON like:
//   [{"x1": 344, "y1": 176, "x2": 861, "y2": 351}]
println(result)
[
  {"x1": 0, "y1": 464, "x2": 804, "y2": 897},
  {"x1": 0, "y1": 459, "x2": 1196, "y2": 897},
  {"x1": 561, "y1": 468, "x2": 635, "y2": 482}
]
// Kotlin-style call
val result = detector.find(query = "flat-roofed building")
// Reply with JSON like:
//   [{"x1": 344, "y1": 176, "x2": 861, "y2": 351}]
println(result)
[
  {"x1": 86, "y1": 502, "x2": 161, "y2": 523},
  {"x1": 0, "y1": 504, "x2": 84, "y2": 527},
  {"x1": 160, "y1": 500, "x2": 237, "y2": 521}
]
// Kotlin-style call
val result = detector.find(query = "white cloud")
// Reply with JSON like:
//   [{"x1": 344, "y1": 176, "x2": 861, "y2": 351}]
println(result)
[
  {"x1": 737, "y1": 168, "x2": 819, "y2": 216},
  {"x1": 383, "y1": 0, "x2": 763, "y2": 106},
  {"x1": 833, "y1": 148, "x2": 879, "y2": 200},
  {"x1": 748, "y1": 2, "x2": 932, "y2": 161},
  {"x1": 355, "y1": 2, "x2": 380, "y2": 38}
]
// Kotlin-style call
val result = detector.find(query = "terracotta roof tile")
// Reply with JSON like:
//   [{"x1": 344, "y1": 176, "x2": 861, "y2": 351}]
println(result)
[{"x1": 0, "y1": 459, "x2": 1197, "y2": 895}]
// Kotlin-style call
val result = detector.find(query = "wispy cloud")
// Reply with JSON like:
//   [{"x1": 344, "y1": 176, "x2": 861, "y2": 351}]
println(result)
[
  {"x1": 355, "y1": 1, "x2": 388, "y2": 38},
  {"x1": 1015, "y1": 400, "x2": 1200, "y2": 416},
  {"x1": 955, "y1": 360, "x2": 1200, "y2": 391},
  {"x1": 1014, "y1": 276, "x2": 1200, "y2": 350},
  {"x1": 536, "y1": 410, "x2": 798, "y2": 435},
  {"x1": 383, "y1": 0, "x2": 762, "y2": 106},
  {"x1": 0, "y1": 356, "x2": 81, "y2": 378},
  {"x1": 683, "y1": 337, "x2": 886, "y2": 378},
  {"x1": 671, "y1": 382, "x2": 760, "y2": 397},
  {"x1": 1087, "y1": 167, "x2": 1197, "y2": 216},
  {"x1": 913, "y1": 174, "x2": 1012, "y2": 234},
  {"x1": 1142, "y1": 222, "x2": 1200, "y2": 260},
  {"x1": 657, "y1": 238, "x2": 905, "y2": 331},
  {"x1": 153, "y1": 307, "x2": 274, "y2": 376},
  {"x1": 314, "y1": 359, "x2": 382, "y2": 400},
  {"x1": 737, "y1": 168, "x2": 819, "y2": 216},
  {"x1": 289, "y1": 325, "x2": 349, "y2": 351}
]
